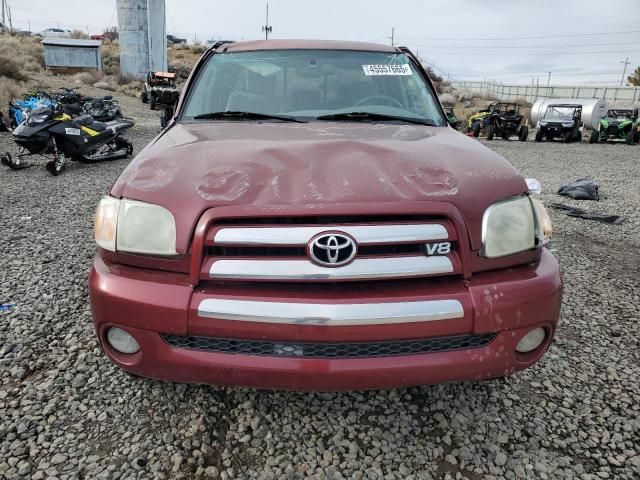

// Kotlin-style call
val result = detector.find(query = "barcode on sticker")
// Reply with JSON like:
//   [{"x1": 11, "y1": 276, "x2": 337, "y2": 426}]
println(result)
[{"x1": 362, "y1": 64, "x2": 412, "y2": 76}]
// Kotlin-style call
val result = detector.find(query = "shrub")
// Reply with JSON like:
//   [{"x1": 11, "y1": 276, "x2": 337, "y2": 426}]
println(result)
[
  {"x1": 0, "y1": 36, "x2": 44, "y2": 80},
  {"x1": 72, "y1": 71, "x2": 103, "y2": 85},
  {"x1": 0, "y1": 54, "x2": 27, "y2": 81},
  {"x1": 70, "y1": 30, "x2": 89, "y2": 39},
  {"x1": 168, "y1": 60, "x2": 192, "y2": 80},
  {"x1": 0, "y1": 77, "x2": 24, "y2": 116}
]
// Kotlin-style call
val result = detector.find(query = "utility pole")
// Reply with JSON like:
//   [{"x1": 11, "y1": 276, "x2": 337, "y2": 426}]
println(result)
[
  {"x1": 547, "y1": 72, "x2": 551, "y2": 87},
  {"x1": 388, "y1": 27, "x2": 395, "y2": 46},
  {"x1": 2, "y1": 0, "x2": 5, "y2": 26},
  {"x1": 261, "y1": 1, "x2": 272, "y2": 40},
  {"x1": 620, "y1": 57, "x2": 630, "y2": 86}
]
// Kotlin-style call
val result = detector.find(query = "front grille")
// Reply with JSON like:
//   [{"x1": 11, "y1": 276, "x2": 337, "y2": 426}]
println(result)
[
  {"x1": 209, "y1": 242, "x2": 429, "y2": 258},
  {"x1": 203, "y1": 217, "x2": 460, "y2": 281},
  {"x1": 161, "y1": 333, "x2": 496, "y2": 359}
]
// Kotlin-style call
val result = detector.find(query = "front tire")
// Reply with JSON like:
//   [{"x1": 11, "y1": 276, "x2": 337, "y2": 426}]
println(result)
[
  {"x1": 141, "y1": 91, "x2": 148, "y2": 104},
  {"x1": 590, "y1": 130, "x2": 599, "y2": 144},
  {"x1": 535, "y1": 129, "x2": 543, "y2": 142},
  {"x1": 472, "y1": 122, "x2": 481, "y2": 138},
  {"x1": 626, "y1": 129, "x2": 636, "y2": 145},
  {"x1": 486, "y1": 124, "x2": 495, "y2": 140},
  {"x1": 518, "y1": 125, "x2": 529, "y2": 141}
]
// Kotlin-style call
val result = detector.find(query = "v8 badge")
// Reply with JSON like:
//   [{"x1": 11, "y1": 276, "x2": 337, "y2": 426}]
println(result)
[{"x1": 425, "y1": 242, "x2": 451, "y2": 256}]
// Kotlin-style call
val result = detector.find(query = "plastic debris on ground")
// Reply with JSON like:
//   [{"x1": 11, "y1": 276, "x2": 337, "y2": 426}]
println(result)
[
  {"x1": 526, "y1": 178, "x2": 542, "y2": 194},
  {"x1": 557, "y1": 178, "x2": 600, "y2": 200},
  {"x1": 0, "y1": 303, "x2": 16, "y2": 312},
  {"x1": 549, "y1": 203, "x2": 624, "y2": 225}
]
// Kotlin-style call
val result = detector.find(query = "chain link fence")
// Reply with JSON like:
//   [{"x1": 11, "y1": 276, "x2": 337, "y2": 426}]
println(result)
[{"x1": 451, "y1": 81, "x2": 640, "y2": 104}]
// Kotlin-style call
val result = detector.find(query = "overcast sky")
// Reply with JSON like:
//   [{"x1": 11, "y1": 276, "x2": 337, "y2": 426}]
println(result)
[{"x1": 8, "y1": 0, "x2": 640, "y2": 85}]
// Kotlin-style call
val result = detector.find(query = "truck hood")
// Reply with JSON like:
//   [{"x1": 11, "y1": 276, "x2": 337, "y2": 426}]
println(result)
[{"x1": 111, "y1": 122, "x2": 527, "y2": 252}]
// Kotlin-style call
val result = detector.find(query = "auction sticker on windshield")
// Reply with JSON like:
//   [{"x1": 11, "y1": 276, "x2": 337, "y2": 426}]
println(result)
[{"x1": 362, "y1": 64, "x2": 412, "y2": 76}]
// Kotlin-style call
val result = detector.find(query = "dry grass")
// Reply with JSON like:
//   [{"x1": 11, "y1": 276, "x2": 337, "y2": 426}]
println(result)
[
  {"x1": 0, "y1": 77, "x2": 24, "y2": 115},
  {"x1": 72, "y1": 71, "x2": 103, "y2": 85},
  {"x1": 0, "y1": 36, "x2": 44, "y2": 80},
  {"x1": 70, "y1": 30, "x2": 89, "y2": 39},
  {"x1": 102, "y1": 40, "x2": 120, "y2": 76},
  {"x1": 168, "y1": 44, "x2": 203, "y2": 79}
]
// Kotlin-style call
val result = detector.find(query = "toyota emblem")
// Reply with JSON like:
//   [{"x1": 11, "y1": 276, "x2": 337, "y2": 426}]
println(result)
[{"x1": 308, "y1": 232, "x2": 357, "y2": 267}]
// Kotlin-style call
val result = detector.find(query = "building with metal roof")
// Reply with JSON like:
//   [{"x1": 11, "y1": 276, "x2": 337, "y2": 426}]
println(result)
[{"x1": 42, "y1": 38, "x2": 103, "y2": 72}]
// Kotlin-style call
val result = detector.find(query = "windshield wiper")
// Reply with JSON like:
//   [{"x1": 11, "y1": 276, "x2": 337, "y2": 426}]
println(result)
[
  {"x1": 316, "y1": 112, "x2": 439, "y2": 126},
  {"x1": 193, "y1": 111, "x2": 306, "y2": 123}
]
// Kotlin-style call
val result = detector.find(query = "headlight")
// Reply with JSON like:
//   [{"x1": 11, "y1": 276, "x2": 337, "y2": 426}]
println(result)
[
  {"x1": 531, "y1": 198, "x2": 552, "y2": 243},
  {"x1": 481, "y1": 196, "x2": 536, "y2": 258},
  {"x1": 94, "y1": 196, "x2": 177, "y2": 255}
]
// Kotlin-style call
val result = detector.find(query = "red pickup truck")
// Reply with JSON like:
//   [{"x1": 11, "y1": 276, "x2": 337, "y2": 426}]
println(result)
[{"x1": 90, "y1": 40, "x2": 561, "y2": 390}]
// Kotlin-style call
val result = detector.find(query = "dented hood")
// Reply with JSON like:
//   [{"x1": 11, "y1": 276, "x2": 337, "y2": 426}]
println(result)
[{"x1": 111, "y1": 122, "x2": 527, "y2": 252}]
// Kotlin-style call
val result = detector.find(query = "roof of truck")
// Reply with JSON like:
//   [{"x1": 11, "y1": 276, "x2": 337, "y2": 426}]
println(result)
[{"x1": 222, "y1": 39, "x2": 398, "y2": 53}]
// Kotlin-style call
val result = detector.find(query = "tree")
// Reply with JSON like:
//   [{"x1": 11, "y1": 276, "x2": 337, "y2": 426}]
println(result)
[{"x1": 628, "y1": 67, "x2": 640, "y2": 87}]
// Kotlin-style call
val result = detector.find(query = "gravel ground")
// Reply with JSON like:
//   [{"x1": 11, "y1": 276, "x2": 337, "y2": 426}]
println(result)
[{"x1": 0, "y1": 86, "x2": 639, "y2": 480}]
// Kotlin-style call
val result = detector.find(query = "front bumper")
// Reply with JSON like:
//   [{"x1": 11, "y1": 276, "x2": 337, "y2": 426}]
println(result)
[{"x1": 89, "y1": 249, "x2": 562, "y2": 391}]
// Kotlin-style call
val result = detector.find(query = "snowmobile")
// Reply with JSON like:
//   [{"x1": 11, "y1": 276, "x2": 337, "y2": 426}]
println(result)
[{"x1": 1, "y1": 106, "x2": 134, "y2": 176}]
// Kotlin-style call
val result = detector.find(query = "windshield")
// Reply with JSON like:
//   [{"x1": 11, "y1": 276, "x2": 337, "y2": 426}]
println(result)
[
  {"x1": 181, "y1": 49, "x2": 445, "y2": 125},
  {"x1": 544, "y1": 106, "x2": 576, "y2": 120}
]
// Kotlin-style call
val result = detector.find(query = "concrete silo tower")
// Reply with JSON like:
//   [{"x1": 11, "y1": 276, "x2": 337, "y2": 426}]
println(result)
[{"x1": 117, "y1": 0, "x2": 167, "y2": 79}]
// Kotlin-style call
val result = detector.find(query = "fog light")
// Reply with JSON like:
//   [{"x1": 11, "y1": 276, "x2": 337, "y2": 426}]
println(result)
[
  {"x1": 515, "y1": 327, "x2": 546, "y2": 353},
  {"x1": 107, "y1": 327, "x2": 140, "y2": 354}
]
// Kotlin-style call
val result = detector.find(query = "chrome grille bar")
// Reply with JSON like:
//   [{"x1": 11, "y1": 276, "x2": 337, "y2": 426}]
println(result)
[
  {"x1": 197, "y1": 298, "x2": 464, "y2": 325},
  {"x1": 213, "y1": 224, "x2": 449, "y2": 246},
  {"x1": 209, "y1": 256, "x2": 454, "y2": 281}
]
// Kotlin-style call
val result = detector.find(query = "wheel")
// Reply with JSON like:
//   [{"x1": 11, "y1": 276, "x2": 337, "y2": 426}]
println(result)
[
  {"x1": 141, "y1": 91, "x2": 148, "y2": 104},
  {"x1": 486, "y1": 124, "x2": 494, "y2": 140},
  {"x1": 576, "y1": 131, "x2": 582, "y2": 142},
  {"x1": 472, "y1": 122, "x2": 481, "y2": 138},
  {"x1": 590, "y1": 130, "x2": 599, "y2": 144},
  {"x1": 626, "y1": 129, "x2": 635, "y2": 145},
  {"x1": 149, "y1": 97, "x2": 156, "y2": 111},
  {"x1": 564, "y1": 131, "x2": 573, "y2": 143},
  {"x1": 535, "y1": 129, "x2": 543, "y2": 142},
  {"x1": 0, "y1": 152, "x2": 10, "y2": 167},
  {"x1": 518, "y1": 125, "x2": 529, "y2": 141}
]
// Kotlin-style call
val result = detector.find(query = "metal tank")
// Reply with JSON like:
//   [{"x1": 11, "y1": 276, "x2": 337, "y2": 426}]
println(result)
[
  {"x1": 147, "y1": 0, "x2": 167, "y2": 72},
  {"x1": 117, "y1": 0, "x2": 149, "y2": 79},
  {"x1": 531, "y1": 98, "x2": 608, "y2": 130}
]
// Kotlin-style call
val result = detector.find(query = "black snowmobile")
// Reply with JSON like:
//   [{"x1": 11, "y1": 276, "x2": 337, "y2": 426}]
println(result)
[{"x1": 1, "y1": 106, "x2": 134, "y2": 175}]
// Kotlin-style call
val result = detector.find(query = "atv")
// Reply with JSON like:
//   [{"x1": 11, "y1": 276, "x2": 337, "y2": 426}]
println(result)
[
  {"x1": 535, "y1": 104, "x2": 583, "y2": 143},
  {"x1": 141, "y1": 71, "x2": 180, "y2": 127},
  {"x1": 590, "y1": 108, "x2": 639, "y2": 145},
  {"x1": 443, "y1": 105, "x2": 459, "y2": 130},
  {"x1": 467, "y1": 102, "x2": 496, "y2": 137},
  {"x1": 484, "y1": 103, "x2": 528, "y2": 141}
]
